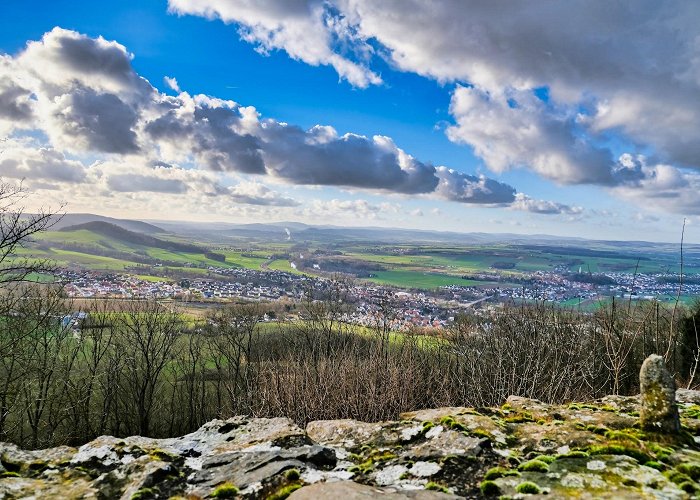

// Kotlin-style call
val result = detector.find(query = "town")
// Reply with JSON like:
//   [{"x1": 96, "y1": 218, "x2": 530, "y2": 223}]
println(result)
[{"x1": 54, "y1": 263, "x2": 695, "y2": 331}]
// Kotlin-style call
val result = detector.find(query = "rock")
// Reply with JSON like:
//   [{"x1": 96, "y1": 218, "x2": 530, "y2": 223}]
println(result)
[
  {"x1": 288, "y1": 481, "x2": 459, "y2": 499},
  {"x1": 639, "y1": 354, "x2": 680, "y2": 433}
]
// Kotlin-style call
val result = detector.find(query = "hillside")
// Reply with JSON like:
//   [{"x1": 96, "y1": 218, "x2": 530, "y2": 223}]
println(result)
[
  {"x1": 47, "y1": 213, "x2": 165, "y2": 234},
  {"x1": 59, "y1": 221, "x2": 203, "y2": 253}
]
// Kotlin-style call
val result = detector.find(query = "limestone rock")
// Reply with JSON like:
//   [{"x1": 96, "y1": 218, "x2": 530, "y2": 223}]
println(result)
[
  {"x1": 288, "y1": 480, "x2": 459, "y2": 499},
  {"x1": 639, "y1": 354, "x2": 680, "y2": 433}
]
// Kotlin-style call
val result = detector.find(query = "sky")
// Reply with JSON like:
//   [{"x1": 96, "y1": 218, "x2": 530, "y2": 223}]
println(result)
[{"x1": 0, "y1": 1, "x2": 699, "y2": 243}]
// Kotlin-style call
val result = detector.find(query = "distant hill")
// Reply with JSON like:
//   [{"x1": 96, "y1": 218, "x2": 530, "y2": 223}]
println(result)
[
  {"x1": 59, "y1": 221, "x2": 202, "y2": 253},
  {"x1": 48, "y1": 213, "x2": 165, "y2": 235}
]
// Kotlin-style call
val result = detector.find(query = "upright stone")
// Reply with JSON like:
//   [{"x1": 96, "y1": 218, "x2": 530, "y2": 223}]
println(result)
[{"x1": 639, "y1": 354, "x2": 680, "y2": 433}]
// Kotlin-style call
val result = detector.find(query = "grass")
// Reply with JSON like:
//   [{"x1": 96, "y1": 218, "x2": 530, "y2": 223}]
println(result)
[{"x1": 364, "y1": 270, "x2": 476, "y2": 288}]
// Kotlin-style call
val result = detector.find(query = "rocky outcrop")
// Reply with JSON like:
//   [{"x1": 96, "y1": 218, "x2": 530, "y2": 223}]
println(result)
[
  {"x1": 640, "y1": 354, "x2": 681, "y2": 434},
  {"x1": 3, "y1": 391, "x2": 700, "y2": 498}
]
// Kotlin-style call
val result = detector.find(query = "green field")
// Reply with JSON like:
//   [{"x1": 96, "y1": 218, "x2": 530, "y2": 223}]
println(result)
[{"x1": 366, "y1": 270, "x2": 484, "y2": 288}]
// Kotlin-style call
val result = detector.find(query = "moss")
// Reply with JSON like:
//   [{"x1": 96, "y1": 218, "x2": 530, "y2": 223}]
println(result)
[
  {"x1": 348, "y1": 459, "x2": 374, "y2": 474},
  {"x1": 675, "y1": 463, "x2": 700, "y2": 481},
  {"x1": 479, "y1": 480, "x2": 501, "y2": 496},
  {"x1": 556, "y1": 450, "x2": 589, "y2": 459},
  {"x1": 517, "y1": 459, "x2": 549, "y2": 473},
  {"x1": 439, "y1": 416, "x2": 467, "y2": 432},
  {"x1": 484, "y1": 466, "x2": 521, "y2": 480},
  {"x1": 149, "y1": 449, "x2": 178, "y2": 462},
  {"x1": 422, "y1": 421, "x2": 435, "y2": 431},
  {"x1": 588, "y1": 444, "x2": 651, "y2": 463},
  {"x1": 284, "y1": 468, "x2": 301, "y2": 481},
  {"x1": 622, "y1": 478, "x2": 640, "y2": 487},
  {"x1": 425, "y1": 482, "x2": 449, "y2": 493},
  {"x1": 586, "y1": 424, "x2": 610, "y2": 435},
  {"x1": 347, "y1": 453, "x2": 362, "y2": 462},
  {"x1": 131, "y1": 488, "x2": 159, "y2": 500},
  {"x1": 604, "y1": 429, "x2": 642, "y2": 443},
  {"x1": 515, "y1": 481, "x2": 542, "y2": 494},
  {"x1": 679, "y1": 481, "x2": 699, "y2": 494},
  {"x1": 568, "y1": 402, "x2": 615, "y2": 412},
  {"x1": 664, "y1": 470, "x2": 695, "y2": 486},
  {"x1": 533, "y1": 455, "x2": 556, "y2": 464},
  {"x1": 211, "y1": 482, "x2": 239, "y2": 498},
  {"x1": 370, "y1": 450, "x2": 397, "y2": 462},
  {"x1": 648, "y1": 443, "x2": 674, "y2": 462},
  {"x1": 267, "y1": 483, "x2": 302, "y2": 500},
  {"x1": 0, "y1": 471, "x2": 20, "y2": 478},
  {"x1": 504, "y1": 412, "x2": 534, "y2": 424},
  {"x1": 682, "y1": 405, "x2": 700, "y2": 419},
  {"x1": 468, "y1": 429, "x2": 492, "y2": 440},
  {"x1": 644, "y1": 461, "x2": 665, "y2": 470}
]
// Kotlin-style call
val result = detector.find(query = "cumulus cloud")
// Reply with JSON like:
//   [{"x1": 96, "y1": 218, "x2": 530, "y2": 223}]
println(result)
[
  {"x1": 106, "y1": 173, "x2": 188, "y2": 194},
  {"x1": 434, "y1": 166, "x2": 515, "y2": 204},
  {"x1": 172, "y1": 0, "x2": 700, "y2": 205},
  {"x1": 446, "y1": 86, "x2": 615, "y2": 185},
  {"x1": 511, "y1": 193, "x2": 583, "y2": 215},
  {"x1": 0, "y1": 27, "x2": 571, "y2": 215},
  {"x1": 226, "y1": 181, "x2": 299, "y2": 206},
  {"x1": 0, "y1": 143, "x2": 87, "y2": 183},
  {"x1": 168, "y1": 0, "x2": 381, "y2": 88}
]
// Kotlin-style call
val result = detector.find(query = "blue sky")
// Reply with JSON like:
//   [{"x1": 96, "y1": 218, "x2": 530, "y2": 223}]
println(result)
[{"x1": 0, "y1": 1, "x2": 698, "y2": 242}]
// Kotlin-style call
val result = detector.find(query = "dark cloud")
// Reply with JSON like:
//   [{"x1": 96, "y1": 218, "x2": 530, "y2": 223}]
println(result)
[
  {"x1": 0, "y1": 83, "x2": 34, "y2": 122},
  {"x1": 434, "y1": 167, "x2": 516, "y2": 204},
  {"x1": 145, "y1": 97, "x2": 265, "y2": 174},
  {"x1": 48, "y1": 86, "x2": 140, "y2": 153},
  {"x1": 261, "y1": 123, "x2": 439, "y2": 193}
]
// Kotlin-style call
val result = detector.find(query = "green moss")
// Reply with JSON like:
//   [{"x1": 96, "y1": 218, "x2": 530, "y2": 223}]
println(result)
[
  {"x1": 604, "y1": 429, "x2": 642, "y2": 443},
  {"x1": 679, "y1": 481, "x2": 699, "y2": 494},
  {"x1": 348, "y1": 459, "x2": 374, "y2": 474},
  {"x1": 0, "y1": 471, "x2": 20, "y2": 478},
  {"x1": 588, "y1": 444, "x2": 651, "y2": 463},
  {"x1": 568, "y1": 402, "x2": 615, "y2": 411},
  {"x1": 479, "y1": 480, "x2": 501, "y2": 496},
  {"x1": 468, "y1": 429, "x2": 492, "y2": 440},
  {"x1": 515, "y1": 481, "x2": 542, "y2": 494},
  {"x1": 664, "y1": 470, "x2": 695, "y2": 486},
  {"x1": 131, "y1": 488, "x2": 159, "y2": 500},
  {"x1": 484, "y1": 466, "x2": 521, "y2": 480},
  {"x1": 556, "y1": 450, "x2": 589, "y2": 459},
  {"x1": 267, "y1": 483, "x2": 302, "y2": 500},
  {"x1": 211, "y1": 482, "x2": 239, "y2": 498},
  {"x1": 149, "y1": 449, "x2": 178, "y2": 462},
  {"x1": 586, "y1": 424, "x2": 610, "y2": 435},
  {"x1": 682, "y1": 405, "x2": 700, "y2": 419},
  {"x1": 425, "y1": 482, "x2": 449, "y2": 493},
  {"x1": 504, "y1": 412, "x2": 535, "y2": 424},
  {"x1": 676, "y1": 463, "x2": 700, "y2": 481},
  {"x1": 533, "y1": 455, "x2": 556, "y2": 464},
  {"x1": 439, "y1": 416, "x2": 467, "y2": 432},
  {"x1": 422, "y1": 421, "x2": 435, "y2": 431},
  {"x1": 644, "y1": 461, "x2": 665, "y2": 470},
  {"x1": 517, "y1": 459, "x2": 549, "y2": 473},
  {"x1": 284, "y1": 468, "x2": 301, "y2": 481},
  {"x1": 368, "y1": 449, "x2": 396, "y2": 463},
  {"x1": 648, "y1": 443, "x2": 674, "y2": 462}
]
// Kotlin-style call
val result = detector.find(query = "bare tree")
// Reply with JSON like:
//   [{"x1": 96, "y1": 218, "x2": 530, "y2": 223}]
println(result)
[{"x1": 0, "y1": 179, "x2": 63, "y2": 283}]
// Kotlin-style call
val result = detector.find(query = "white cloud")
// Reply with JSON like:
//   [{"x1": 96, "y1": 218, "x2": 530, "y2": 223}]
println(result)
[
  {"x1": 172, "y1": 0, "x2": 700, "y2": 210},
  {"x1": 168, "y1": 0, "x2": 381, "y2": 88},
  {"x1": 511, "y1": 193, "x2": 583, "y2": 216}
]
